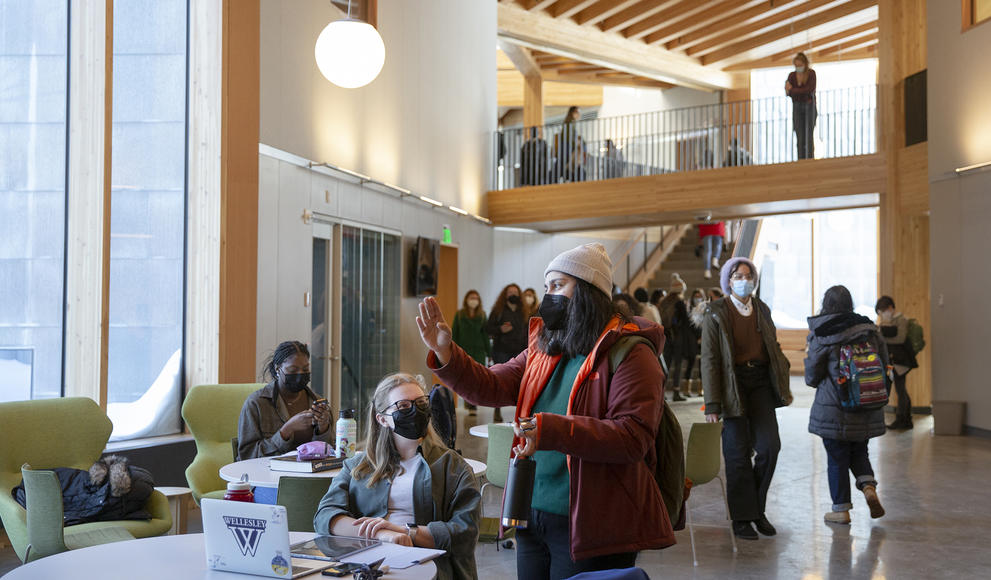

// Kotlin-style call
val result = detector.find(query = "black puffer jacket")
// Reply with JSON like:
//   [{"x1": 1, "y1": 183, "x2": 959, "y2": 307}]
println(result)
[
  {"x1": 805, "y1": 312, "x2": 890, "y2": 441},
  {"x1": 13, "y1": 459, "x2": 154, "y2": 525}
]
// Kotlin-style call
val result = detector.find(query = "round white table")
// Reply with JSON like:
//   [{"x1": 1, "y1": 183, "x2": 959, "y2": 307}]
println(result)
[
  {"x1": 221, "y1": 455, "x2": 488, "y2": 489},
  {"x1": 0, "y1": 532, "x2": 436, "y2": 580},
  {"x1": 467, "y1": 423, "x2": 513, "y2": 438}
]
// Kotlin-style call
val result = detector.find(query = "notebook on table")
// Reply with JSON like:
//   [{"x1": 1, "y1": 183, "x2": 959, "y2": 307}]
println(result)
[{"x1": 201, "y1": 499, "x2": 331, "y2": 578}]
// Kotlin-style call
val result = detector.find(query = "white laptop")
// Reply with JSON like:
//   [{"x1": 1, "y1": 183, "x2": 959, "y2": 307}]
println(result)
[{"x1": 201, "y1": 499, "x2": 330, "y2": 578}]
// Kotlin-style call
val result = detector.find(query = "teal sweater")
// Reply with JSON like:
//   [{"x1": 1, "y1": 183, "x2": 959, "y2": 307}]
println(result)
[
  {"x1": 531, "y1": 355, "x2": 586, "y2": 516},
  {"x1": 452, "y1": 310, "x2": 491, "y2": 364}
]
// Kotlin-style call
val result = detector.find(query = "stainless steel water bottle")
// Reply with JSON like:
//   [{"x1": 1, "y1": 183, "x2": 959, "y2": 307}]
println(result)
[{"x1": 501, "y1": 455, "x2": 536, "y2": 528}]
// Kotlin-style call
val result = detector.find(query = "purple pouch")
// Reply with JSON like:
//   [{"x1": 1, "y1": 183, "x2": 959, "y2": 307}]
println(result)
[{"x1": 296, "y1": 441, "x2": 334, "y2": 461}]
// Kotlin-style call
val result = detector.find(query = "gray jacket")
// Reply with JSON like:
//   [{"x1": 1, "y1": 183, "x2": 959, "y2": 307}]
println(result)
[
  {"x1": 236, "y1": 382, "x2": 334, "y2": 460},
  {"x1": 313, "y1": 439, "x2": 481, "y2": 580},
  {"x1": 805, "y1": 312, "x2": 890, "y2": 441},
  {"x1": 702, "y1": 297, "x2": 792, "y2": 418}
]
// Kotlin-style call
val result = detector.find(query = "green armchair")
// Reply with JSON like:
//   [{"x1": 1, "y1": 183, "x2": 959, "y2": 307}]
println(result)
[
  {"x1": 0, "y1": 398, "x2": 172, "y2": 562},
  {"x1": 181, "y1": 384, "x2": 263, "y2": 503}
]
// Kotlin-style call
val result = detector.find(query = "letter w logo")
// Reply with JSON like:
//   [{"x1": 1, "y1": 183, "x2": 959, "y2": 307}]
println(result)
[{"x1": 223, "y1": 516, "x2": 267, "y2": 557}]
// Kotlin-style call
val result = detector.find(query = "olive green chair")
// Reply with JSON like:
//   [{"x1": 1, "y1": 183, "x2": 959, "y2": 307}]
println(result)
[
  {"x1": 276, "y1": 476, "x2": 333, "y2": 533},
  {"x1": 21, "y1": 464, "x2": 135, "y2": 562},
  {"x1": 479, "y1": 424, "x2": 515, "y2": 548},
  {"x1": 181, "y1": 383, "x2": 263, "y2": 503},
  {"x1": 0, "y1": 398, "x2": 172, "y2": 562},
  {"x1": 684, "y1": 422, "x2": 736, "y2": 566}
]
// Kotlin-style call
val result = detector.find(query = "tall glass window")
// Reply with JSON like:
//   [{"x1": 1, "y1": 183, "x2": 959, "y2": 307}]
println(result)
[
  {"x1": 106, "y1": 0, "x2": 187, "y2": 439},
  {"x1": 0, "y1": 0, "x2": 68, "y2": 402},
  {"x1": 755, "y1": 208, "x2": 879, "y2": 329},
  {"x1": 340, "y1": 226, "x2": 400, "y2": 428}
]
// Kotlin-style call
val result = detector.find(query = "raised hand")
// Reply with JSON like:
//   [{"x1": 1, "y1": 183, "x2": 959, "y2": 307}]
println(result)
[{"x1": 416, "y1": 296, "x2": 454, "y2": 364}]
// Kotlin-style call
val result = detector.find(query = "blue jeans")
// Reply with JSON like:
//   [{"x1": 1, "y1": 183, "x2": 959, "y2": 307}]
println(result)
[
  {"x1": 702, "y1": 235, "x2": 723, "y2": 270},
  {"x1": 821, "y1": 438, "x2": 877, "y2": 511}
]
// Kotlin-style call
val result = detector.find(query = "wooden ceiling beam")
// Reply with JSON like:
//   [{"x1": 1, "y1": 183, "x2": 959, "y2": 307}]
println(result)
[
  {"x1": 722, "y1": 20, "x2": 878, "y2": 70},
  {"x1": 622, "y1": 0, "x2": 725, "y2": 40},
  {"x1": 574, "y1": 0, "x2": 643, "y2": 26},
  {"x1": 817, "y1": 34, "x2": 878, "y2": 55},
  {"x1": 684, "y1": 0, "x2": 833, "y2": 57},
  {"x1": 723, "y1": 34, "x2": 878, "y2": 70},
  {"x1": 665, "y1": 0, "x2": 804, "y2": 52},
  {"x1": 644, "y1": 0, "x2": 760, "y2": 46},
  {"x1": 700, "y1": 0, "x2": 877, "y2": 65},
  {"x1": 598, "y1": 0, "x2": 679, "y2": 33},
  {"x1": 499, "y1": 40, "x2": 543, "y2": 78},
  {"x1": 551, "y1": 0, "x2": 600, "y2": 18},
  {"x1": 498, "y1": 1, "x2": 737, "y2": 89},
  {"x1": 542, "y1": 68, "x2": 674, "y2": 88},
  {"x1": 529, "y1": 0, "x2": 560, "y2": 11}
]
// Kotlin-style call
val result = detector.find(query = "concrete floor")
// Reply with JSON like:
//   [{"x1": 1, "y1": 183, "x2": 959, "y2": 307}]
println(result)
[{"x1": 4, "y1": 377, "x2": 991, "y2": 579}]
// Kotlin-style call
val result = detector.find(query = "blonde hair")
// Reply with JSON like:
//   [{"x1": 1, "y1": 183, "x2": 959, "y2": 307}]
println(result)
[
  {"x1": 794, "y1": 52, "x2": 810, "y2": 67},
  {"x1": 351, "y1": 373, "x2": 444, "y2": 487}
]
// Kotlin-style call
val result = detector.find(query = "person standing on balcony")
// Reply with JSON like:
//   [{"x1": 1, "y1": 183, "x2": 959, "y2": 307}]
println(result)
[
  {"x1": 553, "y1": 106, "x2": 587, "y2": 183},
  {"x1": 520, "y1": 126, "x2": 549, "y2": 186},
  {"x1": 487, "y1": 284, "x2": 527, "y2": 422},
  {"x1": 698, "y1": 221, "x2": 726, "y2": 279},
  {"x1": 702, "y1": 258, "x2": 792, "y2": 540},
  {"x1": 786, "y1": 52, "x2": 817, "y2": 160}
]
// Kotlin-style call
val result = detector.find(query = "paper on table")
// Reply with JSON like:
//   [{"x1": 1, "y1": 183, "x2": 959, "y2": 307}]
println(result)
[{"x1": 341, "y1": 543, "x2": 446, "y2": 570}]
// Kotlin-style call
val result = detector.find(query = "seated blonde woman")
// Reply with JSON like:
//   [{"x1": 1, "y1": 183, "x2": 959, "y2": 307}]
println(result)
[{"x1": 313, "y1": 373, "x2": 480, "y2": 580}]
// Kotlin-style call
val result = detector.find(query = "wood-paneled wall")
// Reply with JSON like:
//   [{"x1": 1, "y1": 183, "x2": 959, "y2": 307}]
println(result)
[{"x1": 879, "y1": 0, "x2": 931, "y2": 408}]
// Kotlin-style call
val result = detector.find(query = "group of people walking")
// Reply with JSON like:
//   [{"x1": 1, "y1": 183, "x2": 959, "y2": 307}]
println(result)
[{"x1": 234, "y1": 238, "x2": 920, "y2": 579}]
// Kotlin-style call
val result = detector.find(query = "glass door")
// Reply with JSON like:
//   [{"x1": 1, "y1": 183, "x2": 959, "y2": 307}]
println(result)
[{"x1": 311, "y1": 236, "x2": 334, "y2": 401}]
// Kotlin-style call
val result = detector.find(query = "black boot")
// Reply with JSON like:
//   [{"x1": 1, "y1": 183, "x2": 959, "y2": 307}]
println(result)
[
  {"x1": 753, "y1": 514, "x2": 777, "y2": 536},
  {"x1": 672, "y1": 391, "x2": 685, "y2": 402},
  {"x1": 732, "y1": 521, "x2": 758, "y2": 540}
]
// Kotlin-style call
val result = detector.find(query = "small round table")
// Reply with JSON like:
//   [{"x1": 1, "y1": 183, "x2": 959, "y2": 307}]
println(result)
[
  {"x1": 468, "y1": 423, "x2": 513, "y2": 438},
  {"x1": 220, "y1": 455, "x2": 487, "y2": 503},
  {"x1": 0, "y1": 532, "x2": 437, "y2": 580}
]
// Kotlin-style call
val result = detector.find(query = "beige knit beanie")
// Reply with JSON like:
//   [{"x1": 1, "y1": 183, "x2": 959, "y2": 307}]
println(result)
[{"x1": 544, "y1": 243, "x2": 613, "y2": 297}]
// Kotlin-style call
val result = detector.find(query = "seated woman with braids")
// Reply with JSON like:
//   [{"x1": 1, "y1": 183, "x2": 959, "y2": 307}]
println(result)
[{"x1": 236, "y1": 340, "x2": 333, "y2": 460}]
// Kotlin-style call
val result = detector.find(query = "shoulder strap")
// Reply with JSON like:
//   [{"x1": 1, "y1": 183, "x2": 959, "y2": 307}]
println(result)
[{"x1": 608, "y1": 335, "x2": 656, "y2": 375}]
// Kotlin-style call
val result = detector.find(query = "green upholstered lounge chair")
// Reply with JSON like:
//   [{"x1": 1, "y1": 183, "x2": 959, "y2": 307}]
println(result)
[
  {"x1": 0, "y1": 398, "x2": 172, "y2": 563},
  {"x1": 276, "y1": 476, "x2": 332, "y2": 533},
  {"x1": 181, "y1": 384, "x2": 263, "y2": 503}
]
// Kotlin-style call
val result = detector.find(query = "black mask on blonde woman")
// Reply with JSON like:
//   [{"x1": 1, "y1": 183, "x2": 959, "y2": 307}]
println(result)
[{"x1": 391, "y1": 405, "x2": 431, "y2": 440}]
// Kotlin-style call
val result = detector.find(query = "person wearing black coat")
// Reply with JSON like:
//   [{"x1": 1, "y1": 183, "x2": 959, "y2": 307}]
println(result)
[
  {"x1": 485, "y1": 284, "x2": 527, "y2": 422},
  {"x1": 805, "y1": 286, "x2": 889, "y2": 526}
]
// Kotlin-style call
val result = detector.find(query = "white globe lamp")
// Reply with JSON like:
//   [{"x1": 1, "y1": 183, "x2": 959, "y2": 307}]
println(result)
[{"x1": 314, "y1": 18, "x2": 385, "y2": 89}]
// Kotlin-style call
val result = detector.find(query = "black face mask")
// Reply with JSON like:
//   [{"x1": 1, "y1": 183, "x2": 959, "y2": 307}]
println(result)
[
  {"x1": 281, "y1": 372, "x2": 310, "y2": 394},
  {"x1": 539, "y1": 294, "x2": 570, "y2": 331},
  {"x1": 391, "y1": 405, "x2": 431, "y2": 440},
  {"x1": 507, "y1": 295, "x2": 521, "y2": 306}
]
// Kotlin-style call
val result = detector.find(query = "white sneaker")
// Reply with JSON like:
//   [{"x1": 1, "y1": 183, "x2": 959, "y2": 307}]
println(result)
[
  {"x1": 704, "y1": 270, "x2": 712, "y2": 279},
  {"x1": 711, "y1": 257, "x2": 720, "y2": 269}
]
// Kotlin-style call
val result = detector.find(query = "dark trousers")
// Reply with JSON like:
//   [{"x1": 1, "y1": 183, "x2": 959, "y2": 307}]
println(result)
[
  {"x1": 793, "y1": 101, "x2": 816, "y2": 159},
  {"x1": 721, "y1": 366, "x2": 781, "y2": 521},
  {"x1": 516, "y1": 509, "x2": 637, "y2": 580},
  {"x1": 893, "y1": 372, "x2": 912, "y2": 424},
  {"x1": 821, "y1": 438, "x2": 877, "y2": 511}
]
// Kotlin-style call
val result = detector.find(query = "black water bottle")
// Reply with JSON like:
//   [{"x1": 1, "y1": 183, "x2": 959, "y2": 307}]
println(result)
[{"x1": 501, "y1": 455, "x2": 536, "y2": 528}]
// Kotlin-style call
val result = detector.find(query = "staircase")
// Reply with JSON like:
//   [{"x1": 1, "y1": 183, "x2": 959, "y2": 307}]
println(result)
[{"x1": 646, "y1": 231, "x2": 733, "y2": 295}]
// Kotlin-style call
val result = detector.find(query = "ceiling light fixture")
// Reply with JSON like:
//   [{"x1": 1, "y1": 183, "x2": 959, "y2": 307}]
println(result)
[{"x1": 314, "y1": 0, "x2": 385, "y2": 89}]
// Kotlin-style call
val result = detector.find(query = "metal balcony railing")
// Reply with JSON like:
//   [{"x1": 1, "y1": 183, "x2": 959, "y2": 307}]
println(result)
[{"x1": 491, "y1": 85, "x2": 878, "y2": 191}]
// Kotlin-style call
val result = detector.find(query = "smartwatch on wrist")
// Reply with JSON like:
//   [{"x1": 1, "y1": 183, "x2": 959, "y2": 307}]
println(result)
[{"x1": 405, "y1": 523, "x2": 419, "y2": 543}]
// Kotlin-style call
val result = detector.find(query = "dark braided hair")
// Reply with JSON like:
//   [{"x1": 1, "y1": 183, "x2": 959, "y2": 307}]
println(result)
[{"x1": 262, "y1": 341, "x2": 309, "y2": 383}]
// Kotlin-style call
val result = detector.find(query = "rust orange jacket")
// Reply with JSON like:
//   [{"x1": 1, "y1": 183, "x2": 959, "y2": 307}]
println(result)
[{"x1": 428, "y1": 316, "x2": 675, "y2": 559}]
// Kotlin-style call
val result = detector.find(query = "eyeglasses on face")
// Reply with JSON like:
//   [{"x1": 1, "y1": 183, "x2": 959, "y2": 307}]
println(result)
[{"x1": 380, "y1": 396, "x2": 429, "y2": 414}]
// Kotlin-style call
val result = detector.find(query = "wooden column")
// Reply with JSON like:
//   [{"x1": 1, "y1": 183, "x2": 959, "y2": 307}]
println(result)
[
  {"x1": 64, "y1": 0, "x2": 112, "y2": 406},
  {"x1": 878, "y1": 0, "x2": 931, "y2": 408},
  {"x1": 523, "y1": 72, "x2": 544, "y2": 130},
  {"x1": 220, "y1": 0, "x2": 260, "y2": 383}
]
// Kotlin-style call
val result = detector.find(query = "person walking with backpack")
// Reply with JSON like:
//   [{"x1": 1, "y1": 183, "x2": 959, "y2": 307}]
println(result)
[
  {"x1": 806, "y1": 286, "x2": 889, "y2": 525},
  {"x1": 875, "y1": 296, "x2": 918, "y2": 430},
  {"x1": 702, "y1": 257, "x2": 792, "y2": 541},
  {"x1": 417, "y1": 243, "x2": 674, "y2": 579}
]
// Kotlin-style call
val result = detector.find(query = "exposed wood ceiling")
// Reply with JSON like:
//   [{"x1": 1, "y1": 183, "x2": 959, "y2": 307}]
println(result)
[
  {"x1": 497, "y1": 49, "x2": 605, "y2": 108},
  {"x1": 497, "y1": 0, "x2": 879, "y2": 91}
]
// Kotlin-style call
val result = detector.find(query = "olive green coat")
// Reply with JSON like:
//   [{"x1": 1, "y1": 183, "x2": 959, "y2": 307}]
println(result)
[{"x1": 701, "y1": 297, "x2": 792, "y2": 418}]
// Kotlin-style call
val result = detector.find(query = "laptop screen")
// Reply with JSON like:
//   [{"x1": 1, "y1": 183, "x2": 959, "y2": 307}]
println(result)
[{"x1": 290, "y1": 535, "x2": 380, "y2": 561}]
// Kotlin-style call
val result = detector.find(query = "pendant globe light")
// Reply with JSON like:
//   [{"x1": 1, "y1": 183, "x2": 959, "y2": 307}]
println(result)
[{"x1": 314, "y1": 1, "x2": 385, "y2": 89}]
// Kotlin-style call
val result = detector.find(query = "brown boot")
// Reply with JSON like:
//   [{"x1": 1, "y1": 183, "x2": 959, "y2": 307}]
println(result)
[
  {"x1": 862, "y1": 485, "x2": 885, "y2": 519},
  {"x1": 824, "y1": 510, "x2": 851, "y2": 525}
]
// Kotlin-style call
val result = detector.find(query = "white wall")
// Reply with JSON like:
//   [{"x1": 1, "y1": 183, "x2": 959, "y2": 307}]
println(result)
[
  {"x1": 597, "y1": 85, "x2": 720, "y2": 119},
  {"x1": 927, "y1": 3, "x2": 991, "y2": 432},
  {"x1": 259, "y1": 0, "x2": 495, "y2": 214}
]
